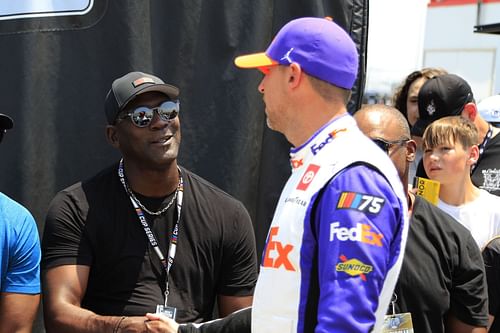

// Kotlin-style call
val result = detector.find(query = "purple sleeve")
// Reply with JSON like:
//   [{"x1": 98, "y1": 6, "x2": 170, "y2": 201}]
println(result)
[{"x1": 310, "y1": 164, "x2": 404, "y2": 332}]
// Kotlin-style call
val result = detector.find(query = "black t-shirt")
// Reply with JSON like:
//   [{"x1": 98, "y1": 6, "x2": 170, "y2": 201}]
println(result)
[
  {"x1": 482, "y1": 237, "x2": 500, "y2": 332},
  {"x1": 472, "y1": 133, "x2": 500, "y2": 196},
  {"x1": 42, "y1": 163, "x2": 258, "y2": 323},
  {"x1": 417, "y1": 133, "x2": 500, "y2": 196},
  {"x1": 391, "y1": 196, "x2": 489, "y2": 332}
]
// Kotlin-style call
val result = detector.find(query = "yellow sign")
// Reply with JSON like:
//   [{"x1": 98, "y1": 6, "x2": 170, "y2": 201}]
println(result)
[{"x1": 415, "y1": 177, "x2": 440, "y2": 205}]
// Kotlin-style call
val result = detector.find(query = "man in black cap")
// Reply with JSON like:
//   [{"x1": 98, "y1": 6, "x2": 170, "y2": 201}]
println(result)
[
  {"x1": 41, "y1": 71, "x2": 258, "y2": 332},
  {"x1": 0, "y1": 114, "x2": 42, "y2": 332},
  {"x1": 414, "y1": 73, "x2": 500, "y2": 196}
]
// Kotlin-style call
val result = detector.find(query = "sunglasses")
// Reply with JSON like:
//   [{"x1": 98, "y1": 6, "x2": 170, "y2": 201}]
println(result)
[
  {"x1": 372, "y1": 138, "x2": 409, "y2": 154},
  {"x1": 119, "y1": 100, "x2": 180, "y2": 128}
]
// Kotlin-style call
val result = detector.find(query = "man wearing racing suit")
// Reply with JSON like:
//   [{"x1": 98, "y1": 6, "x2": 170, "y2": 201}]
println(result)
[{"x1": 145, "y1": 16, "x2": 409, "y2": 333}]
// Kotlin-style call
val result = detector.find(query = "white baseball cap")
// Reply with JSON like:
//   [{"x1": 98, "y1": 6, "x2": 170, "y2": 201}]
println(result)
[{"x1": 478, "y1": 95, "x2": 500, "y2": 124}]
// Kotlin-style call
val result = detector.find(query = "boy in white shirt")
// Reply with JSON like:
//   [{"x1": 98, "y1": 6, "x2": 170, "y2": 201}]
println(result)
[{"x1": 422, "y1": 115, "x2": 500, "y2": 248}]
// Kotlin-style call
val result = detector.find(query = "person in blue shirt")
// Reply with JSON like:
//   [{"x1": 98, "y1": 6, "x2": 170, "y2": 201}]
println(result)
[{"x1": 0, "y1": 113, "x2": 41, "y2": 333}]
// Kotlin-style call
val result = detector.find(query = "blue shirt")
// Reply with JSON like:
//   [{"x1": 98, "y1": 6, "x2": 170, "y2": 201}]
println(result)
[{"x1": 0, "y1": 192, "x2": 41, "y2": 294}]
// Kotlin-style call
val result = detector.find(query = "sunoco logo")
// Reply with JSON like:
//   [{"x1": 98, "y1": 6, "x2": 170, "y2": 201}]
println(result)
[{"x1": 336, "y1": 255, "x2": 372, "y2": 281}]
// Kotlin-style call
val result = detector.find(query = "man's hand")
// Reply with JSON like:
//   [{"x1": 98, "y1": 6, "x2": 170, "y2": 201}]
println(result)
[{"x1": 144, "y1": 313, "x2": 179, "y2": 333}]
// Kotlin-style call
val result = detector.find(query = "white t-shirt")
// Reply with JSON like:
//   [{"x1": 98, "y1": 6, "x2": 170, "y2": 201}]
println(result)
[{"x1": 438, "y1": 189, "x2": 500, "y2": 248}]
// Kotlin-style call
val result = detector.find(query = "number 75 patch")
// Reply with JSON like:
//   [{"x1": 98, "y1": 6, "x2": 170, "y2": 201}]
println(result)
[{"x1": 336, "y1": 192, "x2": 385, "y2": 214}]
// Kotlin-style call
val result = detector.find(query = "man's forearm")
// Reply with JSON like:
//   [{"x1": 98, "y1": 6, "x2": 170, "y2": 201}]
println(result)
[{"x1": 45, "y1": 303, "x2": 146, "y2": 333}]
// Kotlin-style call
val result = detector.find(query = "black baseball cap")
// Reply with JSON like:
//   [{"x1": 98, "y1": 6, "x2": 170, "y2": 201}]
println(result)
[
  {"x1": 104, "y1": 71, "x2": 180, "y2": 124},
  {"x1": 411, "y1": 74, "x2": 473, "y2": 137},
  {"x1": 0, "y1": 113, "x2": 13, "y2": 130}
]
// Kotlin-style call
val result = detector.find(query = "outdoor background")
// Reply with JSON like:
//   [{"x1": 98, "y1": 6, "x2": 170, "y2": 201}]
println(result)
[{"x1": 1, "y1": 0, "x2": 499, "y2": 332}]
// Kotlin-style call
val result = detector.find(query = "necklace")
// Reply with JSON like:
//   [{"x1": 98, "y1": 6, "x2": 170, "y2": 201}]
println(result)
[
  {"x1": 118, "y1": 159, "x2": 181, "y2": 216},
  {"x1": 126, "y1": 185, "x2": 178, "y2": 216}
]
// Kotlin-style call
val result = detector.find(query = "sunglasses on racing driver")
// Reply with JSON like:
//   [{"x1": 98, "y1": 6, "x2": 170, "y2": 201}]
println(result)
[{"x1": 118, "y1": 100, "x2": 180, "y2": 128}]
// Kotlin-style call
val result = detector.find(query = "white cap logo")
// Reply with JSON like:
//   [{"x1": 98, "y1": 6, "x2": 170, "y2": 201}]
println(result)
[
  {"x1": 426, "y1": 100, "x2": 436, "y2": 116},
  {"x1": 280, "y1": 48, "x2": 294, "y2": 64}
]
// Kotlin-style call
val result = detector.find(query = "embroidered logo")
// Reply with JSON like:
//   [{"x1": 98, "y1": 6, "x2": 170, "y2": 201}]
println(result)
[
  {"x1": 290, "y1": 158, "x2": 304, "y2": 169},
  {"x1": 426, "y1": 99, "x2": 436, "y2": 116},
  {"x1": 310, "y1": 128, "x2": 347, "y2": 155},
  {"x1": 336, "y1": 255, "x2": 373, "y2": 281},
  {"x1": 329, "y1": 222, "x2": 383, "y2": 247},
  {"x1": 336, "y1": 192, "x2": 385, "y2": 214},
  {"x1": 132, "y1": 77, "x2": 155, "y2": 87},
  {"x1": 280, "y1": 48, "x2": 294, "y2": 64},
  {"x1": 296, "y1": 164, "x2": 320, "y2": 191}
]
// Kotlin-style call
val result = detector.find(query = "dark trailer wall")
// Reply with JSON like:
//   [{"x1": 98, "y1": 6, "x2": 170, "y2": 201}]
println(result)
[{"x1": 0, "y1": 1, "x2": 368, "y2": 331}]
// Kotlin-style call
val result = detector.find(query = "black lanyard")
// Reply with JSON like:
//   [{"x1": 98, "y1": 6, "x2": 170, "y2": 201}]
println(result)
[
  {"x1": 118, "y1": 159, "x2": 184, "y2": 306},
  {"x1": 472, "y1": 124, "x2": 493, "y2": 174}
]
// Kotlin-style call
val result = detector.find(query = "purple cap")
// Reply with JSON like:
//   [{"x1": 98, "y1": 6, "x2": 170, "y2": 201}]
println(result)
[{"x1": 234, "y1": 17, "x2": 359, "y2": 89}]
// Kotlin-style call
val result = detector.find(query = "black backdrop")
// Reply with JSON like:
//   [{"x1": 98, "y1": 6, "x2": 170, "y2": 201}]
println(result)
[{"x1": 0, "y1": 1, "x2": 368, "y2": 331}]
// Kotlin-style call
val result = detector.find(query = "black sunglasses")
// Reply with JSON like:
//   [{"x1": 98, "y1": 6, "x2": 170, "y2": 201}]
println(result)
[
  {"x1": 119, "y1": 100, "x2": 180, "y2": 128},
  {"x1": 372, "y1": 137, "x2": 409, "y2": 154}
]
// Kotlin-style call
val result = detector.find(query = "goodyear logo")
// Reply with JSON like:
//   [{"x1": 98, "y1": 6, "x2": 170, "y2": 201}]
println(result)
[
  {"x1": 337, "y1": 191, "x2": 385, "y2": 214},
  {"x1": 336, "y1": 255, "x2": 372, "y2": 281}
]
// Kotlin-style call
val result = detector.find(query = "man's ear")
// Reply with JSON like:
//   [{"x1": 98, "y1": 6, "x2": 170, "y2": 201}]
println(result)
[
  {"x1": 406, "y1": 139, "x2": 417, "y2": 163},
  {"x1": 288, "y1": 63, "x2": 303, "y2": 89},
  {"x1": 106, "y1": 125, "x2": 120, "y2": 148},
  {"x1": 462, "y1": 103, "x2": 477, "y2": 122}
]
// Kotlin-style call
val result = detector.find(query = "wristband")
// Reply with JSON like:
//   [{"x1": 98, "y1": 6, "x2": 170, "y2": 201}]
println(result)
[{"x1": 113, "y1": 316, "x2": 126, "y2": 333}]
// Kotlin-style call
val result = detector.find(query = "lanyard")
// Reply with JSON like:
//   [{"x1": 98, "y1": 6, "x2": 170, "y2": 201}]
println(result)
[
  {"x1": 118, "y1": 159, "x2": 184, "y2": 306},
  {"x1": 472, "y1": 124, "x2": 493, "y2": 174}
]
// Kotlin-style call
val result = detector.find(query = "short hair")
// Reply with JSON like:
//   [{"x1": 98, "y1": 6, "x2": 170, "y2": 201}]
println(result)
[
  {"x1": 422, "y1": 116, "x2": 478, "y2": 150},
  {"x1": 308, "y1": 74, "x2": 352, "y2": 104},
  {"x1": 392, "y1": 67, "x2": 448, "y2": 123},
  {"x1": 357, "y1": 104, "x2": 411, "y2": 139}
]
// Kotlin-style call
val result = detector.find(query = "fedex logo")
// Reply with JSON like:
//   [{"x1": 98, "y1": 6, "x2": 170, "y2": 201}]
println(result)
[
  {"x1": 290, "y1": 158, "x2": 304, "y2": 169},
  {"x1": 310, "y1": 128, "x2": 347, "y2": 155},
  {"x1": 330, "y1": 222, "x2": 383, "y2": 247},
  {"x1": 296, "y1": 164, "x2": 320, "y2": 191},
  {"x1": 262, "y1": 227, "x2": 295, "y2": 271}
]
